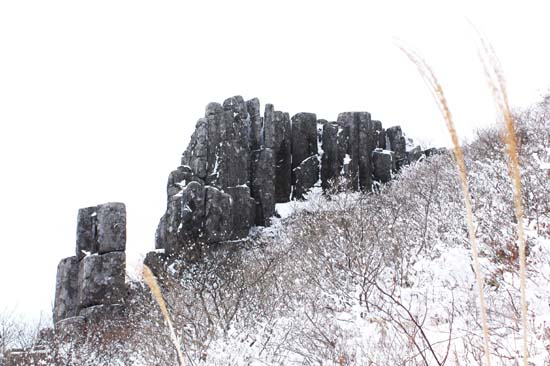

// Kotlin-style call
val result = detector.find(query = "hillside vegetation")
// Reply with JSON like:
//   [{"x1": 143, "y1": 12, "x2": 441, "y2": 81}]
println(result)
[{"x1": 8, "y1": 96, "x2": 550, "y2": 365}]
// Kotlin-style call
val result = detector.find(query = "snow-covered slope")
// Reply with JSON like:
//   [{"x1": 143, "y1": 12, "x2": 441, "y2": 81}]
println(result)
[{"x1": 22, "y1": 97, "x2": 550, "y2": 365}]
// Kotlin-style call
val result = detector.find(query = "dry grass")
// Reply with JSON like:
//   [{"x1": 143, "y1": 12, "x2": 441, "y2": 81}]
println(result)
[
  {"x1": 398, "y1": 44, "x2": 493, "y2": 366},
  {"x1": 143, "y1": 264, "x2": 186, "y2": 366},
  {"x1": 477, "y1": 34, "x2": 529, "y2": 366}
]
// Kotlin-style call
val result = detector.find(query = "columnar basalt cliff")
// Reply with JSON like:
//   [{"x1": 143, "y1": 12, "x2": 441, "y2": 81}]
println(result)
[
  {"x1": 152, "y1": 96, "x2": 429, "y2": 263},
  {"x1": 53, "y1": 202, "x2": 127, "y2": 326},
  {"x1": 49, "y1": 97, "x2": 434, "y2": 328},
  {"x1": 21, "y1": 96, "x2": 444, "y2": 366}
]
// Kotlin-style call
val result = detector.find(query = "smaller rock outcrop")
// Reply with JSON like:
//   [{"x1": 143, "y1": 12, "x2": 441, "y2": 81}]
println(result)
[{"x1": 53, "y1": 202, "x2": 127, "y2": 326}]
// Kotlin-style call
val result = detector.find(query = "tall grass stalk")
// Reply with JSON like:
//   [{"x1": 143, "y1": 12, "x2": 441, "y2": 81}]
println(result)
[
  {"x1": 477, "y1": 35, "x2": 529, "y2": 366},
  {"x1": 398, "y1": 45, "x2": 492, "y2": 366},
  {"x1": 143, "y1": 265, "x2": 186, "y2": 366}
]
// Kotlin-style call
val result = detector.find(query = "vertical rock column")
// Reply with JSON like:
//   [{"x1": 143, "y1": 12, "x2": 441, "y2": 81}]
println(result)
[
  {"x1": 53, "y1": 257, "x2": 80, "y2": 323},
  {"x1": 264, "y1": 104, "x2": 292, "y2": 203},
  {"x1": 251, "y1": 148, "x2": 275, "y2": 226},
  {"x1": 246, "y1": 98, "x2": 263, "y2": 150},
  {"x1": 321, "y1": 121, "x2": 345, "y2": 191},
  {"x1": 386, "y1": 126, "x2": 407, "y2": 171},
  {"x1": 337, "y1": 112, "x2": 378, "y2": 192},
  {"x1": 372, "y1": 120, "x2": 386, "y2": 149},
  {"x1": 53, "y1": 203, "x2": 126, "y2": 325},
  {"x1": 291, "y1": 112, "x2": 319, "y2": 199}
]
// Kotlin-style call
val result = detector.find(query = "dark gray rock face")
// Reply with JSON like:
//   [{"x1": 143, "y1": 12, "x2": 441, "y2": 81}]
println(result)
[
  {"x1": 181, "y1": 118, "x2": 209, "y2": 180},
  {"x1": 156, "y1": 97, "x2": 279, "y2": 259},
  {"x1": 264, "y1": 101, "x2": 293, "y2": 200},
  {"x1": 337, "y1": 112, "x2": 377, "y2": 191},
  {"x1": 154, "y1": 96, "x2": 430, "y2": 263},
  {"x1": 386, "y1": 126, "x2": 407, "y2": 171},
  {"x1": 179, "y1": 181, "x2": 207, "y2": 242},
  {"x1": 372, "y1": 148, "x2": 393, "y2": 183},
  {"x1": 373, "y1": 120, "x2": 386, "y2": 149},
  {"x1": 204, "y1": 187, "x2": 233, "y2": 243},
  {"x1": 226, "y1": 186, "x2": 256, "y2": 238},
  {"x1": 269, "y1": 109, "x2": 292, "y2": 203},
  {"x1": 53, "y1": 257, "x2": 80, "y2": 323},
  {"x1": 97, "y1": 203, "x2": 126, "y2": 254},
  {"x1": 155, "y1": 194, "x2": 183, "y2": 255},
  {"x1": 202, "y1": 104, "x2": 249, "y2": 188},
  {"x1": 263, "y1": 104, "x2": 276, "y2": 149},
  {"x1": 76, "y1": 203, "x2": 126, "y2": 258},
  {"x1": 157, "y1": 180, "x2": 207, "y2": 256},
  {"x1": 246, "y1": 98, "x2": 262, "y2": 150},
  {"x1": 289, "y1": 112, "x2": 318, "y2": 199},
  {"x1": 321, "y1": 122, "x2": 342, "y2": 191},
  {"x1": 291, "y1": 112, "x2": 318, "y2": 175},
  {"x1": 223, "y1": 95, "x2": 247, "y2": 116},
  {"x1": 293, "y1": 155, "x2": 320, "y2": 200},
  {"x1": 76, "y1": 207, "x2": 97, "y2": 260},
  {"x1": 78, "y1": 252, "x2": 126, "y2": 309},
  {"x1": 250, "y1": 148, "x2": 275, "y2": 226},
  {"x1": 54, "y1": 203, "x2": 127, "y2": 327}
]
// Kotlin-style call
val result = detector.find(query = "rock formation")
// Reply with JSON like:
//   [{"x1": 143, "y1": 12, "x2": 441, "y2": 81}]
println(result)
[
  {"x1": 153, "y1": 96, "x2": 430, "y2": 262},
  {"x1": 49, "y1": 97, "x2": 437, "y2": 313},
  {"x1": 53, "y1": 202, "x2": 126, "y2": 325},
  {"x1": 38, "y1": 96, "x2": 441, "y2": 366}
]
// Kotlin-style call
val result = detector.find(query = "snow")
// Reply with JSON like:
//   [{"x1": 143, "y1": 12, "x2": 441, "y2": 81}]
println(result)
[
  {"x1": 275, "y1": 202, "x2": 295, "y2": 219},
  {"x1": 343, "y1": 154, "x2": 351, "y2": 165},
  {"x1": 373, "y1": 147, "x2": 393, "y2": 156}
]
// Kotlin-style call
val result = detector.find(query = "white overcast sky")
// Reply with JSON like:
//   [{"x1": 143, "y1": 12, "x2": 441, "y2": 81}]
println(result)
[{"x1": 1, "y1": 1, "x2": 550, "y2": 319}]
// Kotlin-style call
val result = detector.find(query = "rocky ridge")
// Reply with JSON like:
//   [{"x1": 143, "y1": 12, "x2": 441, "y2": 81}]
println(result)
[
  {"x1": 151, "y1": 96, "x2": 431, "y2": 263},
  {"x1": 51, "y1": 96, "x2": 435, "y2": 333}
]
